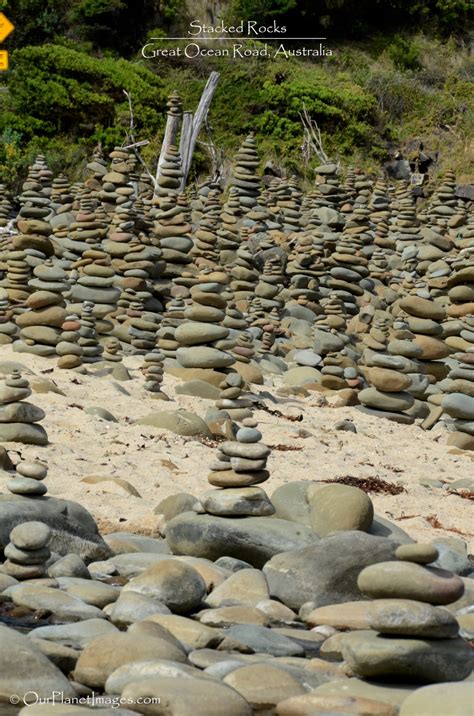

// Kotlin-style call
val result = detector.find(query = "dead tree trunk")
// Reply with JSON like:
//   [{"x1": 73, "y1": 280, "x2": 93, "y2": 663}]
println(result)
[
  {"x1": 179, "y1": 111, "x2": 194, "y2": 178},
  {"x1": 154, "y1": 90, "x2": 183, "y2": 196},
  {"x1": 179, "y1": 71, "x2": 220, "y2": 191}
]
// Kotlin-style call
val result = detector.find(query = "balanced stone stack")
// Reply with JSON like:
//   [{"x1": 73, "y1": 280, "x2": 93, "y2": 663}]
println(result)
[
  {"x1": 127, "y1": 298, "x2": 161, "y2": 354},
  {"x1": 156, "y1": 297, "x2": 186, "y2": 359},
  {"x1": 230, "y1": 227, "x2": 260, "y2": 301},
  {"x1": 201, "y1": 416, "x2": 274, "y2": 517},
  {"x1": 56, "y1": 313, "x2": 84, "y2": 369},
  {"x1": 78, "y1": 301, "x2": 103, "y2": 363},
  {"x1": 151, "y1": 147, "x2": 194, "y2": 290},
  {"x1": 286, "y1": 234, "x2": 322, "y2": 303},
  {"x1": 49, "y1": 173, "x2": 75, "y2": 240},
  {"x1": 175, "y1": 273, "x2": 235, "y2": 373},
  {"x1": 343, "y1": 544, "x2": 471, "y2": 684},
  {"x1": 0, "y1": 520, "x2": 51, "y2": 579},
  {"x1": 14, "y1": 260, "x2": 69, "y2": 357},
  {"x1": 0, "y1": 184, "x2": 14, "y2": 227},
  {"x1": 191, "y1": 192, "x2": 221, "y2": 268},
  {"x1": 214, "y1": 373, "x2": 252, "y2": 421},
  {"x1": 68, "y1": 249, "x2": 120, "y2": 322},
  {"x1": 310, "y1": 162, "x2": 347, "y2": 212},
  {"x1": 358, "y1": 317, "x2": 417, "y2": 424},
  {"x1": 0, "y1": 289, "x2": 18, "y2": 344},
  {"x1": 0, "y1": 249, "x2": 33, "y2": 303},
  {"x1": 16, "y1": 155, "x2": 53, "y2": 222},
  {"x1": 0, "y1": 372, "x2": 48, "y2": 446},
  {"x1": 217, "y1": 188, "x2": 243, "y2": 258},
  {"x1": 442, "y1": 351, "x2": 474, "y2": 450},
  {"x1": 98, "y1": 147, "x2": 135, "y2": 214},
  {"x1": 228, "y1": 133, "x2": 261, "y2": 213},
  {"x1": 102, "y1": 337, "x2": 123, "y2": 365},
  {"x1": 65, "y1": 190, "x2": 108, "y2": 260},
  {"x1": 142, "y1": 348, "x2": 167, "y2": 397}
]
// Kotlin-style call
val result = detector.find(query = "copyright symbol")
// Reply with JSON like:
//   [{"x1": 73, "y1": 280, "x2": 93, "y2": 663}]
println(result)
[{"x1": 9, "y1": 695, "x2": 19, "y2": 705}]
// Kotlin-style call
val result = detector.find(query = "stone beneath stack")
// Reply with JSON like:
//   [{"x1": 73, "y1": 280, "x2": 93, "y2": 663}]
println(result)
[
  {"x1": 0, "y1": 520, "x2": 51, "y2": 579},
  {"x1": 13, "y1": 260, "x2": 69, "y2": 357},
  {"x1": 0, "y1": 371, "x2": 48, "y2": 445}
]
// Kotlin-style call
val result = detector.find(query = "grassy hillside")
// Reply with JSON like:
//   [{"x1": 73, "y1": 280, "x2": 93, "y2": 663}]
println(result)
[{"x1": 0, "y1": 0, "x2": 472, "y2": 188}]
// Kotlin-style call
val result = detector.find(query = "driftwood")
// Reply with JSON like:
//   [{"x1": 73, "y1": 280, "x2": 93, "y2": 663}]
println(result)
[
  {"x1": 179, "y1": 71, "x2": 220, "y2": 190},
  {"x1": 179, "y1": 111, "x2": 194, "y2": 171},
  {"x1": 122, "y1": 89, "x2": 156, "y2": 191},
  {"x1": 299, "y1": 102, "x2": 329, "y2": 165}
]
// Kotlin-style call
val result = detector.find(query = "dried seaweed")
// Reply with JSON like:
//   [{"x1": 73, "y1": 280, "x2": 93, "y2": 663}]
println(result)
[
  {"x1": 447, "y1": 490, "x2": 474, "y2": 501},
  {"x1": 321, "y1": 475, "x2": 406, "y2": 495},
  {"x1": 426, "y1": 514, "x2": 474, "y2": 536},
  {"x1": 255, "y1": 401, "x2": 303, "y2": 422},
  {"x1": 268, "y1": 444, "x2": 303, "y2": 451}
]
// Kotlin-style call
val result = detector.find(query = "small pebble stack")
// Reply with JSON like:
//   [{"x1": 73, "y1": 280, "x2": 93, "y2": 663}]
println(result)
[{"x1": 0, "y1": 520, "x2": 51, "y2": 579}]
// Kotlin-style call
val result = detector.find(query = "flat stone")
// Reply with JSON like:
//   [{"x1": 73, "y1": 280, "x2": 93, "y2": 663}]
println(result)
[
  {"x1": 224, "y1": 624, "x2": 305, "y2": 657},
  {"x1": 7, "y1": 584, "x2": 107, "y2": 622},
  {"x1": 395, "y1": 543, "x2": 439, "y2": 564},
  {"x1": 399, "y1": 682, "x2": 474, "y2": 716},
  {"x1": 105, "y1": 659, "x2": 209, "y2": 695},
  {"x1": 135, "y1": 409, "x2": 212, "y2": 437},
  {"x1": 368, "y1": 598, "x2": 459, "y2": 637},
  {"x1": 166, "y1": 513, "x2": 318, "y2": 568},
  {"x1": 263, "y1": 532, "x2": 398, "y2": 610},
  {"x1": 143, "y1": 613, "x2": 222, "y2": 651},
  {"x1": 29, "y1": 619, "x2": 118, "y2": 649},
  {"x1": 122, "y1": 559, "x2": 206, "y2": 613},
  {"x1": 73, "y1": 630, "x2": 187, "y2": 689},
  {"x1": 224, "y1": 663, "x2": 305, "y2": 709},
  {"x1": 307, "y1": 483, "x2": 374, "y2": 536},
  {"x1": 177, "y1": 346, "x2": 234, "y2": 369},
  {"x1": 0, "y1": 625, "x2": 76, "y2": 708},
  {"x1": 276, "y1": 692, "x2": 398, "y2": 715},
  {"x1": 357, "y1": 562, "x2": 465, "y2": 605},
  {"x1": 10, "y1": 521, "x2": 50, "y2": 550},
  {"x1": 205, "y1": 568, "x2": 269, "y2": 608},
  {"x1": 121, "y1": 677, "x2": 252, "y2": 716},
  {"x1": 342, "y1": 630, "x2": 473, "y2": 682},
  {"x1": 199, "y1": 487, "x2": 275, "y2": 517}
]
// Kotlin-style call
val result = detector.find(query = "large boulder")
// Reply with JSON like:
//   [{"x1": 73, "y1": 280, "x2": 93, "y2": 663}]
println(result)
[
  {"x1": 0, "y1": 495, "x2": 111, "y2": 562},
  {"x1": 165, "y1": 512, "x2": 318, "y2": 568},
  {"x1": 263, "y1": 531, "x2": 399, "y2": 609}
]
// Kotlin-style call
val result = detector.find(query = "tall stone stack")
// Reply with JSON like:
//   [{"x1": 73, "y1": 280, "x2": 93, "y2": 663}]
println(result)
[
  {"x1": 274, "y1": 177, "x2": 302, "y2": 233},
  {"x1": 424, "y1": 170, "x2": 460, "y2": 232},
  {"x1": 200, "y1": 415, "x2": 274, "y2": 518},
  {"x1": 442, "y1": 350, "x2": 474, "y2": 451},
  {"x1": 13, "y1": 260, "x2": 69, "y2": 357},
  {"x1": 369, "y1": 178, "x2": 392, "y2": 249},
  {"x1": 156, "y1": 297, "x2": 186, "y2": 359},
  {"x1": 217, "y1": 188, "x2": 243, "y2": 258},
  {"x1": 228, "y1": 133, "x2": 261, "y2": 214},
  {"x1": 310, "y1": 162, "x2": 347, "y2": 212},
  {"x1": 175, "y1": 272, "x2": 235, "y2": 373},
  {"x1": 17, "y1": 155, "x2": 53, "y2": 222},
  {"x1": 98, "y1": 147, "x2": 135, "y2": 215},
  {"x1": 254, "y1": 256, "x2": 285, "y2": 312},
  {"x1": 230, "y1": 227, "x2": 260, "y2": 302},
  {"x1": 214, "y1": 373, "x2": 253, "y2": 422},
  {"x1": 327, "y1": 231, "x2": 368, "y2": 317},
  {"x1": 0, "y1": 371, "x2": 48, "y2": 445},
  {"x1": 78, "y1": 301, "x2": 103, "y2": 363},
  {"x1": 389, "y1": 194, "x2": 423, "y2": 255},
  {"x1": 151, "y1": 147, "x2": 194, "y2": 291},
  {"x1": 127, "y1": 297, "x2": 161, "y2": 354},
  {"x1": 0, "y1": 249, "x2": 33, "y2": 304},
  {"x1": 0, "y1": 289, "x2": 18, "y2": 344},
  {"x1": 0, "y1": 184, "x2": 14, "y2": 227},
  {"x1": 286, "y1": 234, "x2": 322, "y2": 303},
  {"x1": 344, "y1": 546, "x2": 471, "y2": 684},
  {"x1": 65, "y1": 189, "x2": 108, "y2": 261},
  {"x1": 191, "y1": 192, "x2": 221, "y2": 268}
]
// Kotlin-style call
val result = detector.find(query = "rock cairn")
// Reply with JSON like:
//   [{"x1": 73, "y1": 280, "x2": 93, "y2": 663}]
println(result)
[
  {"x1": 6, "y1": 459, "x2": 49, "y2": 497},
  {"x1": 0, "y1": 371, "x2": 48, "y2": 445},
  {"x1": 0, "y1": 520, "x2": 51, "y2": 579},
  {"x1": 57, "y1": 312, "x2": 83, "y2": 369}
]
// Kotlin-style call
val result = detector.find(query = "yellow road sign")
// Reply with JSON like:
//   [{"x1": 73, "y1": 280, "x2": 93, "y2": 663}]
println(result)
[
  {"x1": 0, "y1": 50, "x2": 8, "y2": 71},
  {"x1": 0, "y1": 13, "x2": 14, "y2": 43}
]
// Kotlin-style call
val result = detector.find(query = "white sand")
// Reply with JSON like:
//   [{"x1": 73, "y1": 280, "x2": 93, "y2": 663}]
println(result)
[{"x1": 1, "y1": 345, "x2": 472, "y2": 552}]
